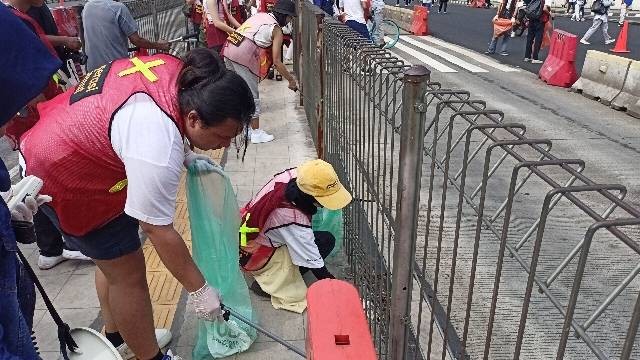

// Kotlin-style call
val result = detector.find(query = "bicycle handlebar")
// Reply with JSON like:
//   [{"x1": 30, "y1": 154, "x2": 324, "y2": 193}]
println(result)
[{"x1": 128, "y1": 33, "x2": 198, "y2": 52}]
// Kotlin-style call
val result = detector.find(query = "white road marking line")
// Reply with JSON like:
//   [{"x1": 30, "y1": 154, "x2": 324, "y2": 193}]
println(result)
[
  {"x1": 417, "y1": 35, "x2": 520, "y2": 72},
  {"x1": 388, "y1": 37, "x2": 458, "y2": 73},
  {"x1": 400, "y1": 36, "x2": 489, "y2": 73}
]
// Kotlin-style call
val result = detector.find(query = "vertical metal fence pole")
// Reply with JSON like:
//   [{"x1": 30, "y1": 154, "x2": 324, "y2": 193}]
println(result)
[
  {"x1": 151, "y1": 0, "x2": 160, "y2": 41},
  {"x1": 389, "y1": 65, "x2": 430, "y2": 360}
]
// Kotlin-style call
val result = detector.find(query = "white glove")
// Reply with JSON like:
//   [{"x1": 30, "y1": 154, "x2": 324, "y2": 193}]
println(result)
[
  {"x1": 189, "y1": 282, "x2": 224, "y2": 321},
  {"x1": 10, "y1": 194, "x2": 52, "y2": 223}
]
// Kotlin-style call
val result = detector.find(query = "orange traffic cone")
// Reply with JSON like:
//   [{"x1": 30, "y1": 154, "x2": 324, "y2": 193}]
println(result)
[{"x1": 611, "y1": 20, "x2": 630, "y2": 53}]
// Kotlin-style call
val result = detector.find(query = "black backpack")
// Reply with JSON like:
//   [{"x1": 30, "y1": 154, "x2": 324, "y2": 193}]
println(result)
[
  {"x1": 524, "y1": 0, "x2": 543, "y2": 19},
  {"x1": 591, "y1": 0, "x2": 606, "y2": 14}
]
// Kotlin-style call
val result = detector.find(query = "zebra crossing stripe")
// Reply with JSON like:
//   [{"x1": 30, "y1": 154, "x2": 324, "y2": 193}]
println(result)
[
  {"x1": 400, "y1": 36, "x2": 489, "y2": 73},
  {"x1": 417, "y1": 36, "x2": 520, "y2": 72},
  {"x1": 387, "y1": 37, "x2": 458, "y2": 73}
]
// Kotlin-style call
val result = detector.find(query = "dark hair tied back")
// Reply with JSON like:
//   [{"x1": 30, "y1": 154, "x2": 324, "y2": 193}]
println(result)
[{"x1": 178, "y1": 48, "x2": 255, "y2": 130}]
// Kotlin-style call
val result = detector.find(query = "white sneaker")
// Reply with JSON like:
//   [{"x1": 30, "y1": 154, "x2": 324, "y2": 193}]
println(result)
[
  {"x1": 116, "y1": 329, "x2": 173, "y2": 360},
  {"x1": 580, "y1": 39, "x2": 590, "y2": 45},
  {"x1": 62, "y1": 249, "x2": 91, "y2": 261},
  {"x1": 605, "y1": 39, "x2": 616, "y2": 45},
  {"x1": 531, "y1": 59, "x2": 543, "y2": 64},
  {"x1": 38, "y1": 255, "x2": 66, "y2": 270},
  {"x1": 250, "y1": 129, "x2": 274, "y2": 144}
]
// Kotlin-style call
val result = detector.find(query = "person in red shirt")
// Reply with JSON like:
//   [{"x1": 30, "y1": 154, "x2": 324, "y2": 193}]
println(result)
[{"x1": 184, "y1": 0, "x2": 204, "y2": 45}]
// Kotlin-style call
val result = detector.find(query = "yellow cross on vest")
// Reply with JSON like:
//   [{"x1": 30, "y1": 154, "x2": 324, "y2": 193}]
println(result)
[
  {"x1": 118, "y1": 57, "x2": 165, "y2": 82},
  {"x1": 236, "y1": 23, "x2": 251, "y2": 34},
  {"x1": 239, "y1": 213, "x2": 259, "y2": 247}
]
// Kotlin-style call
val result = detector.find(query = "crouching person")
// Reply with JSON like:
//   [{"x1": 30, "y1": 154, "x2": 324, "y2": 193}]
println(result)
[{"x1": 239, "y1": 160, "x2": 351, "y2": 313}]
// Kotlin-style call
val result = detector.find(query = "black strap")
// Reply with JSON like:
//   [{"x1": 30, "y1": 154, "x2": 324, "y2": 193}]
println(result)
[{"x1": 16, "y1": 247, "x2": 78, "y2": 360}]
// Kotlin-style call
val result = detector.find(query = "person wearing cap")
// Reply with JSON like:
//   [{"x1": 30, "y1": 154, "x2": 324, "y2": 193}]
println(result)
[
  {"x1": 222, "y1": 0, "x2": 299, "y2": 144},
  {"x1": 239, "y1": 159, "x2": 352, "y2": 313}
]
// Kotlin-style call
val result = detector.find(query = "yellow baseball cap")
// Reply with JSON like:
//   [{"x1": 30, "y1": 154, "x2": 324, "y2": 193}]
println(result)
[{"x1": 296, "y1": 159, "x2": 352, "y2": 210}]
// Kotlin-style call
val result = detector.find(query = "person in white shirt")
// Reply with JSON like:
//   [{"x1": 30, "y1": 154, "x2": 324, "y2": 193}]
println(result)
[
  {"x1": 580, "y1": 0, "x2": 616, "y2": 44},
  {"x1": 338, "y1": 0, "x2": 372, "y2": 40},
  {"x1": 21, "y1": 48, "x2": 255, "y2": 360}
]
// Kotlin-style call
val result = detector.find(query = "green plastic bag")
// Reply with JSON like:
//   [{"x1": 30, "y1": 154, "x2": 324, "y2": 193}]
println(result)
[
  {"x1": 311, "y1": 208, "x2": 344, "y2": 258},
  {"x1": 186, "y1": 163, "x2": 257, "y2": 359}
]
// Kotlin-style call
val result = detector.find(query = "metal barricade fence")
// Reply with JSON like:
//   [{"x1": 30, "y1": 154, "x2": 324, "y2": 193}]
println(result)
[
  {"x1": 124, "y1": 0, "x2": 190, "y2": 56},
  {"x1": 48, "y1": 0, "x2": 190, "y2": 56},
  {"x1": 296, "y1": 2, "x2": 640, "y2": 358},
  {"x1": 295, "y1": 1, "x2": 326, "y2": 156}
]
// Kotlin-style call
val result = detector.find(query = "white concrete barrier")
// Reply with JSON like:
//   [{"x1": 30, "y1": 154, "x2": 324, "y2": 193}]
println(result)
[
  {"x1": 571, "y1": 50, "x2": 632, "y2": 106},
  {"x1": 611, "y1": 60, "x2": 640, "y2": 118}
]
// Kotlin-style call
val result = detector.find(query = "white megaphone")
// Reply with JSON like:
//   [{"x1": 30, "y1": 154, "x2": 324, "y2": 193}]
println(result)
[{"x1": 9, "y1": 176, "x2": 124, "y2": 360}]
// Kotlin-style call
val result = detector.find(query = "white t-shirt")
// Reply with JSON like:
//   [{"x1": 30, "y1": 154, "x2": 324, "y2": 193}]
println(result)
[
  {"x1": 110, "y1": 93, "x2": 185, "y2": 226},
  {"x1": 249, "y1": 169, "x2": 324, "y2": 269},
  {"x1": 259, "y1": 208, "x2": 324, "y2": 268},
  {"x1": 342, "y1": 0, "x2": 366, "y2": 24},
  {"x1": 253, "y1": 13, "x2": 278, "y2": 48}
]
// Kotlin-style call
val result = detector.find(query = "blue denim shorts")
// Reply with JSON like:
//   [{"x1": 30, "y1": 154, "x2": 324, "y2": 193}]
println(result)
[
  {"x1": 346, "y1": 20, "x2": 372, "y2": 42},
  {"x1": 40, "y1": 206, "x2": 142, "y2": 260}
]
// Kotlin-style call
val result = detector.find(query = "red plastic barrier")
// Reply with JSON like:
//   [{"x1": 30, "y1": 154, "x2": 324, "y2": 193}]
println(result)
[
  {"x1": 51, "y1": 6, "x2": 79, "y2": 37},
  {"x1": 306, "y1": 280, "x2": 376, "y2": 360},
  {"x1": 539, "y1": 29, "x2": 579, "y2": 88},
  {"x1": 411, "y1": 5, "x2": 429, "y2": 36}
]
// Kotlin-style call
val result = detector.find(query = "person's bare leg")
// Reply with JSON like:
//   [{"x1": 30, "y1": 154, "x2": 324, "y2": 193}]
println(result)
[
  {"x1": 250, "y1": 117, "x2": 259, "y2": 130},
  {"x1": 95, "y1": 268, "x2": 117, "y2": 333},
  {"x1": 94, "y1": 249, "x2": 159, "y2": 359}
]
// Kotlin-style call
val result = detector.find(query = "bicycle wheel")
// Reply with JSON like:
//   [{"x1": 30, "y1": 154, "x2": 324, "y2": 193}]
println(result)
[{"x1": 381, "y1": 19, "x2": 401, "y2": 49}]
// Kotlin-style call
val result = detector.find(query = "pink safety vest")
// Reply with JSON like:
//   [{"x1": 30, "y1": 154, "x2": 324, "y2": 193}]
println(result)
[{"x1": 222, "y1": 12, "x2": 278, "y2": 79}]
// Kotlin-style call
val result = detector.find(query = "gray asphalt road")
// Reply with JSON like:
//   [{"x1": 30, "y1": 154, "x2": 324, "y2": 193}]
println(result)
[{"x1": 389, "y1": 2, "x2": 639, "y2": 73}]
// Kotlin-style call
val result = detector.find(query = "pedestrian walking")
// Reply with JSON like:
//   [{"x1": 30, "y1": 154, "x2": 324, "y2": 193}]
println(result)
[
  {"x1": 566, "y1": 0, "x2": 576, "y2": 13},
  {"x1": 580, "y1": 0, "x2": 616, "y2": 44},
  {"x1": 0, "y1": 6, "x2": 62, "y2": 359},
  {"x1": 619, "y1": 0, "x2": 633, "y2": 25},
  {"x1": 438, "y1": 0, "x2": 448, "y2": 13},
  {"x1": 223, "y1": 0, "x2": 298, "y2": 144},
  {"x1": 571, "y1": 0, "x2": 585, "y2": 20},
  {"x1": 523, "y1": 0, "x2": 550, "y2": 64},
  {"x1": 21, "y1": 48, "x2": 254, "y2": 360},
  {"x1": 486, "y1": 3, "x2": 514, "y2": 56},
  {"x1": 371, "y1": 0, "x2": 386, "y2": 47},
  {"x1": 422, "y1": 0, "x2": 433, "y2": 10},
  {"x1": 82, "y1": 0, "x2": 170, "y2": 71}
]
